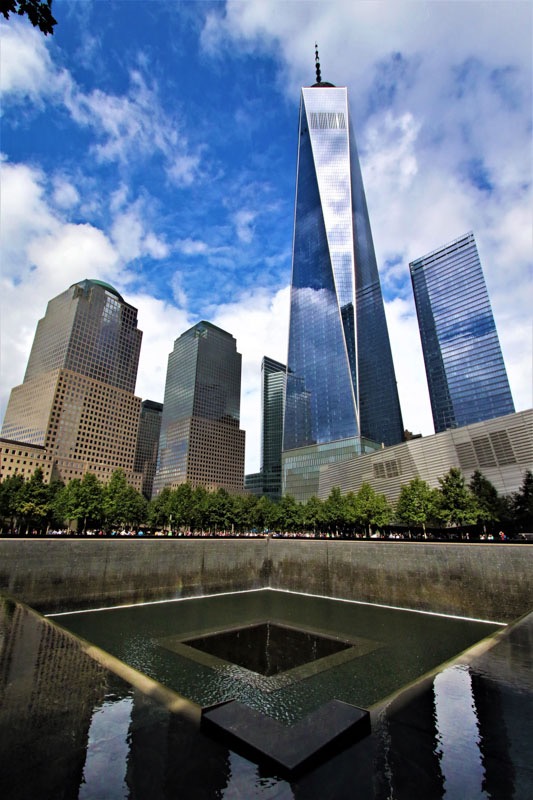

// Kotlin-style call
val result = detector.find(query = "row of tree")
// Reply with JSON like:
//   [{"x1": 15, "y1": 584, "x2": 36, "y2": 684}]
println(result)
[{"x1": 1, "y1": 467, "x2": 532, "y2": 537}]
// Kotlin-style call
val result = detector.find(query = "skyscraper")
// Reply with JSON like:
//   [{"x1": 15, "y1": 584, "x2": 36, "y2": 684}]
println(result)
[
  {"x1": 410, "y1": 232, "x2": 515, "y2": 433},
  {"x1": 282, "y1": 53, "x2": 403, "y2": 498},
  {"x1": 153, "y1": 321, "x2": 245, "y2": 496},
  {"x1": 260, "y1": 357, "x2": 286, "y2": 500},
  {"x1": 1, "y1": 279, "x2": 143, "y2": 487},
  {"x1": 245, "y1": 356, "x2": 286, "y2": 500},
  {"x1": 134, "y1": 399, "x2": 163, "y2": 499}
]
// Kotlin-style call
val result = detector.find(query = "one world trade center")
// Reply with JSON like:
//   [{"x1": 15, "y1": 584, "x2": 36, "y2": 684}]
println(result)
[{"x1": 282, "y1": 52, "x2": 403, "y2": 497}]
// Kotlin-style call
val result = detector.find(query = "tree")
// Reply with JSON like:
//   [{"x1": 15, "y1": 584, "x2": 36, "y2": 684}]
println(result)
[
  {"x1": 469, "y1": 470, "x2": 502, "y2": 533},
  {"x1": 396, "y1": 477, "x2": 439, "y2": 535},
  {"x1": 302, "y1": 495, "x2": 325, "y2": 535},
  {"x1": 147, "y1": 486, "x2": 172, "y2": 529},
  {"x1": 0, "y1": 0, "x2": 57, "y2": 35},
  {"x1": 511, "y1": 470, "x2": 533, "y2": 532},
  {"x1": 437, "y1": 468, "x2": 479, "y2": 526},
  {"x1": 270, "y1": 494, "x2": 302, "y2": 532},
  {"x1": 323, "y1": 487, "x2": 347, "y2": 534},
  {"x1": 350, "y1": 483, "x2": 391, "y2": 536},
  {"x1": 0, "y1": 473, "x2": 25, "y2": 531},
  {"x1": 16, "y1": 467, "x2": 49, "y2": 532},
  {"x1": 104, "y1": 470, "x2": 146, "y2": 529}
]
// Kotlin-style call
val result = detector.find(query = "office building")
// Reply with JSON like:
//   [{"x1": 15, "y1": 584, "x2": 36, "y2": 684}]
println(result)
[
  {"x1": 153, "y1": 322, "x2": 245, "y2": 495},
  {"x1": 410, "y1": 232, "x2": 515, "y2": 433},
  {"x1": 245, "y1": 356, "x2": 286, "y2": 500},
  {"x1": 134, "y1": 399, "x2": 163, "y2": 499},
  {"x1": 282, "y1": 53, "x2": 403, "y2": 497},
  {"x1": 1, "y1": 279, "x2": 143, "y2": 488}
]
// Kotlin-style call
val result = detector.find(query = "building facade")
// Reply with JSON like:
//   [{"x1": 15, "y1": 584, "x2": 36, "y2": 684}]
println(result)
[
  {"x1": 245, "y1": 356, "x2": 286, "y2": 500},
  {"x1": 134, "y1": 400, "x2": 163, "y2": 499},
  {"x1": 282, "y1": 61, "x2": 403, "y2": 493},
  {"x1": 286, "y1": 409, "x2": 532, "y2": 505},
  {"x1": 1, "y1": 279, "x2": 143, "y2": 488},
  {"x1": 153, "y1": 322, "x2": 245, "y2": 496},
  {"x1": 410, "y1": 232, "x2": 515, "y2": 433}
]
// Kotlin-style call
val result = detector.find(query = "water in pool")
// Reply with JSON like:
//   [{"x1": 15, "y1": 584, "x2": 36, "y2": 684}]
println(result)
[{"x1": 53, "y1": 589, "x2": 501, "y2": 723}]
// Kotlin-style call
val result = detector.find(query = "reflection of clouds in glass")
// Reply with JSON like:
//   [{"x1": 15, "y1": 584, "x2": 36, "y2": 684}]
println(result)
[{"x1": 287, "y1": 286, "x2": 358, "y2": 445}]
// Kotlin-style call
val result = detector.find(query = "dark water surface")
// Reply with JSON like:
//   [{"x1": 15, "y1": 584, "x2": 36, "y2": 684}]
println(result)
[{"x1": 53, "y1": 589, "x2": 502, "y2": 722}]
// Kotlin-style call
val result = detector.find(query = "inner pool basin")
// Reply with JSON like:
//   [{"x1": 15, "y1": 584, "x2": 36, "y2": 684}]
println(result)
[{"x1": 52, "y1": 589, "x2": 502, "y2": 723}]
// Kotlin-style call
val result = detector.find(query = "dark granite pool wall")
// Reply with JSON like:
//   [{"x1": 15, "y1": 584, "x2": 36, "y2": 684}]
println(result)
[
  {"x1": 0, "y1": 539, "x2": 531, "y2": 620},
  {"x1": 267, "y1": 540, "x2": 533, "y2": 622}
]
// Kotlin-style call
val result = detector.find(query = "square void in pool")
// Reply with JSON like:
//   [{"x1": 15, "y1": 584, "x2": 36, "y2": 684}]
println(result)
[
  {"x1": 159, "y1": 620, "x2": 381, "y2": 691},
  {"x1": 184, "y1": 622, "x2": 352, "y2": 676}
]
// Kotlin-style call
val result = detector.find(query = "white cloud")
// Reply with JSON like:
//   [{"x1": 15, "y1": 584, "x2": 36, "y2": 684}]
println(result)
[
  {"x1": 234, "y1": 209, "x2": 257, "y2": 243},
  {"x1": 211, "y1": 285, "x2": 290, "y2": 472},
  {"x1": 0, "y1": 20, "x2": 53, "y2": 100},
  {"x1": 110, "y1": 204, "x2": 169, "y2": 262},
  {"x1": 52, "y1": 177, "x2": 80, "y2": 210}
]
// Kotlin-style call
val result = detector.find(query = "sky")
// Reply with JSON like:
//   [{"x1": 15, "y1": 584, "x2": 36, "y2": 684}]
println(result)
[{"x1": 1, "y1": 0, "x2": 531, "y2": 474}]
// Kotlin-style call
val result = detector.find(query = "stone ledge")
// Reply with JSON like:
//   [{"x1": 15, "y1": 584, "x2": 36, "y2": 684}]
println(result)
[{"x1": 201, "y1": 698, "x2": 371, "y2": 777}]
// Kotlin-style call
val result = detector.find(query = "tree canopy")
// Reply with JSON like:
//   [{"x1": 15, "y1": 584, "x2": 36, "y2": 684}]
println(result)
[{"x1": 0, "y1": 0, "x2": 57, "y2": 35}]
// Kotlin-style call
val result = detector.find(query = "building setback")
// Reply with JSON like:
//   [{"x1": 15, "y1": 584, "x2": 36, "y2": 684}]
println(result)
[
  {"x1": 153, "y1": 322, "x2": 245, "y2": 496},
  {"x1": 1, "y1": 279, "x2": 143, "y2": 488},
  {"x1": 410, "y1": 232, "x2": 515, "y2": 433},
  {"x1": 282, "y1": 55, "x2": 403, "y2": 497}
]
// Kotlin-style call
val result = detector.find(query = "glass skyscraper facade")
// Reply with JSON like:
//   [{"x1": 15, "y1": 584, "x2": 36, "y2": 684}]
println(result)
[
  {"x1": 260, "y1": 356, "x2": 285, "y2": 499},
  {"x1": 410, "y1": 232, "x2": 515, "y2": 433},
  {"x1": 283, "y1": 80, "x2": 403, "y2": 454},
  {"x1": 134, "y1": 399, "x2": 163, "y2": 499},
  {"x1": 1, "y1": 279, "x2": 143, "y2": 487},
  {"x1": 153, "y1": 322, "x2": 245, "y2": 496},
  {"x1": 282, "y1": 71, "x2": 403, "y2": 499}
]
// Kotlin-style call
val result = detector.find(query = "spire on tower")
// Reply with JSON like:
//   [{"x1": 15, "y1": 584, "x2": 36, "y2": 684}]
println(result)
[{"x1": 315, "y1": 42, "x2": 321, "y2": 84}]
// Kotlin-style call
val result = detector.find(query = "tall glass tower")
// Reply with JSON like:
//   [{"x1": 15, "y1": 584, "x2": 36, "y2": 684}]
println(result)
[
  {"x1": 261, "y1": 356, "x2": 286, "y2": 500},
  {"x1": 410, "y1": 231, "x2": 515, "y2": 433},
  {"x1": 282, "y1": 55, "x2": 403, "y2": 498},
  {"x1": 153, "y1": 322, "x2": 245, "y2": 496},
  {"x1": 1, "y1": 279, "x2": 143, "y2": 487}
]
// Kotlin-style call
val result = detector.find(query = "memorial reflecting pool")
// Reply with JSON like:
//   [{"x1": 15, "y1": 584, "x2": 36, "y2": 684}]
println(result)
[
  {"x1": 2, "y1": 591, "x2": 532, "y2": 799},
  {"x1": 53, "y1": 589, "x2": 502, "y2": 722}
]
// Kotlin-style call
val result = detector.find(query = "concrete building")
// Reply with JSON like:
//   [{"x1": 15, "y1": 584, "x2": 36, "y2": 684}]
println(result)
[
  {"x1": 1, "y1": 279, "x2": 143, "y2": 489},
  {"x1": 153, "y1": 322, "x2": 245, "y2": 495},
  {"x1": 410, "y1": 232, "x2": 515, "y2": 433},
  {"x1": 0, "y1": 439, "x2": 53, "y2": 483}
]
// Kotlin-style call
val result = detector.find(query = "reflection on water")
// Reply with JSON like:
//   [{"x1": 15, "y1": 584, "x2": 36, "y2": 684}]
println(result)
[
  {"x1": 434, "y1": 666, "x2": 487, "y2": 799},
  {"x1": 54, "y1": 590, "x2": 501, "y2": 722},
  {"x1": 80, "y1": 695, "x2": 133, "y2": 800},
  {"x1": 1, "y1": 594, "x2": 531, "y2": 799}
]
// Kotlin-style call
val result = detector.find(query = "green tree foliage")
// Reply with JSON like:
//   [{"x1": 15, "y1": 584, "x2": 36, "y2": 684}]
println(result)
[
  {"x1": 103, "y1": 470, "x2": 146, "y2": 528},
  {"x1": 0, "y1": 0, "x2": 57, "y2": 35},
  {"x1": 396, "y1": 477, "x2": 439, "y2": 534},
  {"x1": 16, "y1": 467, "x2": 50, "y2": 532},
  {"x1": 323, "y1": 487, "x2": 347, "y2": 533},
  {"x1": 350, "y1": 483, "x2": 392, "y2": 536},
  {"x1": 437, "y1": 468, "x2": 479, "y2": 526},
  {"x1": 469, "y1": 470, "x2": 503, "y2": 532},
  {"x1": 0, "y1": 473, "x2": 25, "y2": 531},
  {"x1": 302, "y1": 495, "x2": 326, "y2": 534},
  {"x1": 511, "y1": 470, "x2": 533, "y2": 531}
]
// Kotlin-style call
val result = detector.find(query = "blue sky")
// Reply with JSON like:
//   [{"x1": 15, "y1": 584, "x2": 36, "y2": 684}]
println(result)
[{"x1": 1, "y1": 0, "x2": 531, "y2": 473}]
